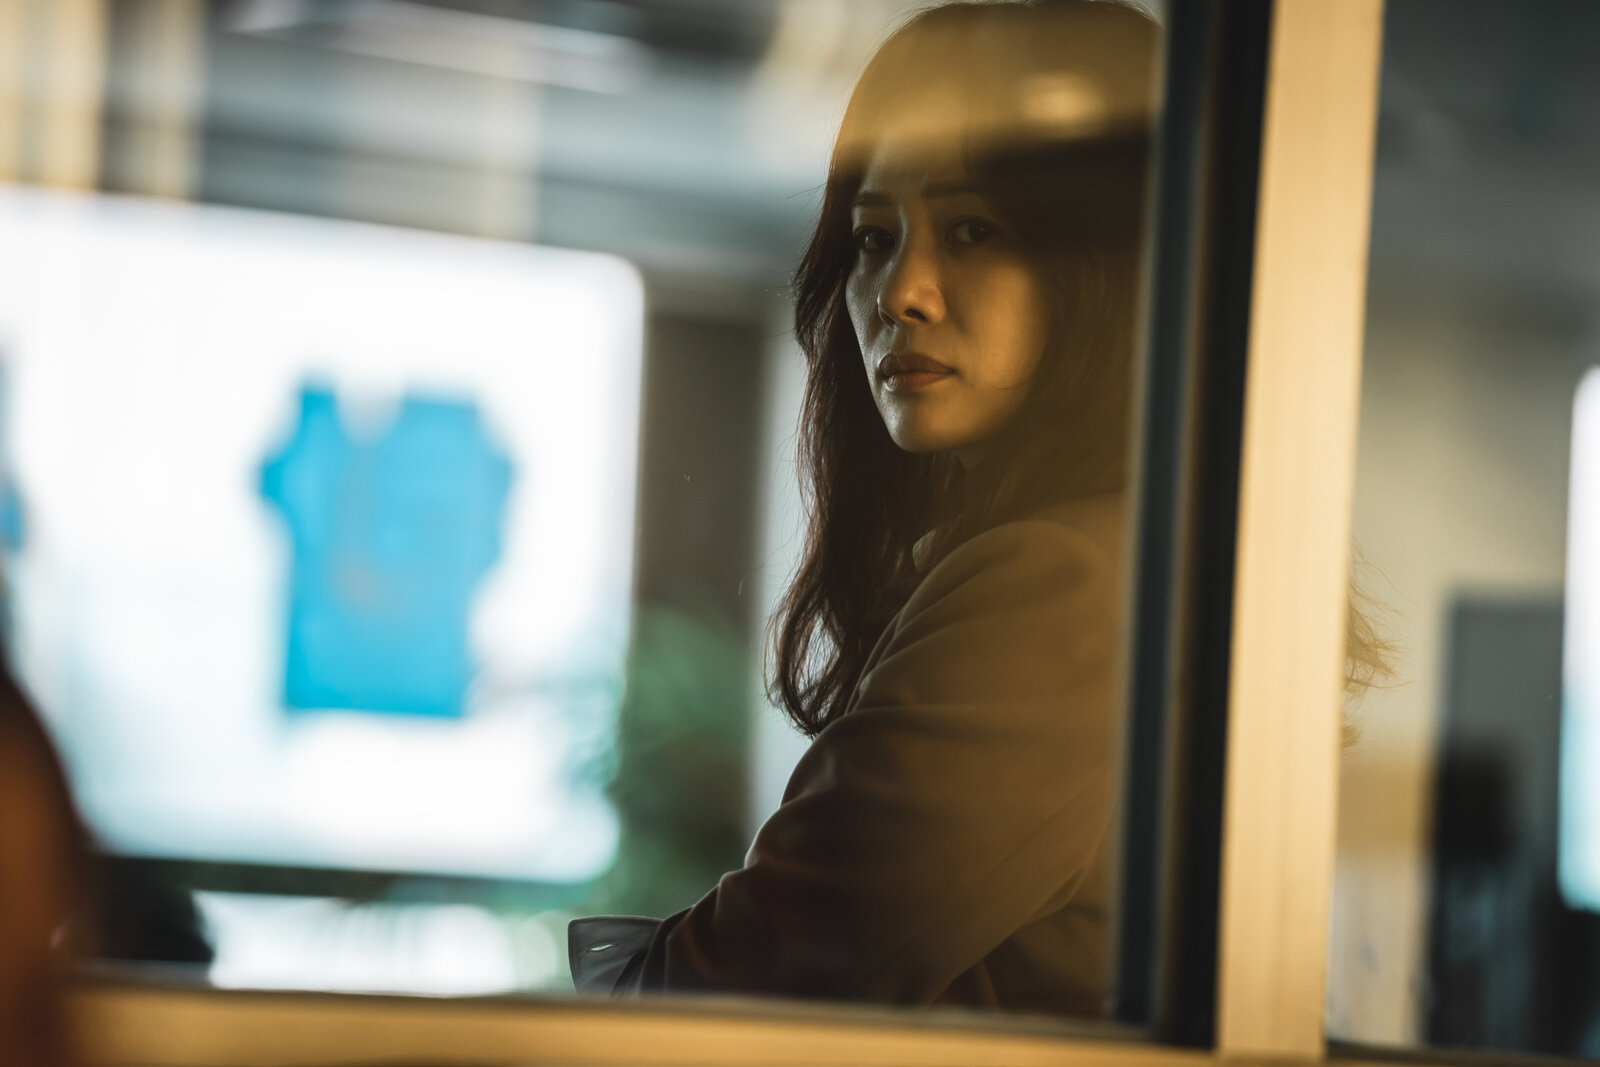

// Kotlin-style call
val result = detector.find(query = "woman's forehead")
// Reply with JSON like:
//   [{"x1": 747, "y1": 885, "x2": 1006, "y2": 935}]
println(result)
[{"x1": 856, "y1": 134, "x2": 974, "y2": 199}]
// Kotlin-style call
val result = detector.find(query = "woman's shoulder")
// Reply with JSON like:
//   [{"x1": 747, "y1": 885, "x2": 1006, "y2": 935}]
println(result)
[
  {"x1": 883, "y1": 491, "x2": 1128, "y2": 661},
  {"x1": 914, "y1": 492, "x2": 1126, "y2": 602},
  {"x1": 854, "y1": 490, "x2": 1127, "y2": 723}
]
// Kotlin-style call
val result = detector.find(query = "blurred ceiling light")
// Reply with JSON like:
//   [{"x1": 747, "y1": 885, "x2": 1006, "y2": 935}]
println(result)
[{"x1": 224, "y1": 0, "x2": 651, "y2": 94}]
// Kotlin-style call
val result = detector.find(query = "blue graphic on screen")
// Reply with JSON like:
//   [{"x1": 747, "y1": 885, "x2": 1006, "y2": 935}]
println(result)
[
  {"x1": 0, "y1": 361, "x2": 23, "y2": 554},
  {"x1": 0, "y1": 480, "x2": 25, "y2": 552},
  {"x1": 261, "y1": 385, "x2": 512, "y2": 718}
]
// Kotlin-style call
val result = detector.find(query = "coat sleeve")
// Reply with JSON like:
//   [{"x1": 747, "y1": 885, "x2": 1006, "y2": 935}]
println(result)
[{"x1": 630, "y1": 517, "x2": 1121, "y2": 1003}]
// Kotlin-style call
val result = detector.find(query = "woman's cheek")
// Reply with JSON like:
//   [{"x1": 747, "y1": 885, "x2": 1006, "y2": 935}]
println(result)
[
  {"x1": 845, "y1": 273, "x2": 875, "y2": 345},
  {"x1": 987, "y1": 272, "x2": 1053, "y2": 389}
]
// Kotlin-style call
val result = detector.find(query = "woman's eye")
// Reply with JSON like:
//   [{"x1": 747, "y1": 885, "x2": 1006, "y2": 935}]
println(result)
[
  {"x1": 948, "y1": 218, "x2": 996, "y2": 246},
  {"x1": 853, "y1": 227, "x2": 894, "y2": 254}
]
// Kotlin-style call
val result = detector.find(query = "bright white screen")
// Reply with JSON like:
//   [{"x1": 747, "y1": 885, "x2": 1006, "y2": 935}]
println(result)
[
  {"x1": 1563, "y1": 367, "x2": 1600, "y2": 909},
  {"x1": 0, "y1": 186, "x2": 642, "y2": 884}
]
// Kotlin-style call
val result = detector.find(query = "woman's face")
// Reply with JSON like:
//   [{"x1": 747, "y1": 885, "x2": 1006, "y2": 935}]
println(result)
[{"x1": 846, "y1": 132, "x2": 1052, "y2": 466}]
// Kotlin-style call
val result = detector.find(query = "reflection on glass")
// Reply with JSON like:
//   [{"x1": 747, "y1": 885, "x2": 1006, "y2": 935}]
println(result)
[
  {"x1": 571, "y1": 1, "x2": 1157, "y2": 1016},
  {"x1": 1333, "y1": 0, "x2": 1600, "y2": 1055}
]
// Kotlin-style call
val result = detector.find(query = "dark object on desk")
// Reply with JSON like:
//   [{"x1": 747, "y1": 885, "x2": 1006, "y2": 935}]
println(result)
[{"x1": 94, "y1": 859, "x2": 215, "y2": 966}]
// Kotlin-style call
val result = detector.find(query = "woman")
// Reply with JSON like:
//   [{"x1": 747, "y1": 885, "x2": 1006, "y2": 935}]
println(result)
[{"x1": 573, "y1": 0, "x2": 1158, "y2": 1015}]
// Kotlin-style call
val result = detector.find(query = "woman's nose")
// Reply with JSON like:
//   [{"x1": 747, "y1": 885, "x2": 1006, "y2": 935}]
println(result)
[{"x1": 876, "y1": 236, "x2": 945, "y2": 327}]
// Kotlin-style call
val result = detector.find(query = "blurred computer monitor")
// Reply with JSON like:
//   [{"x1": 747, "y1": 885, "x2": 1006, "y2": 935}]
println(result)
[{"x1": 0, "y1": 186, "x2": 643, "y2": 887}]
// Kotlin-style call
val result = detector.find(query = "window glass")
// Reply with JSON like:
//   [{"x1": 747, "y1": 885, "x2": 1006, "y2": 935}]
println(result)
[
  {"x1": 1, "y1": 0, "x2": 1166, "y2": 1026},
  {"x1": 1332, "y1": 0, "x2": 1600, "y2": 1054}
]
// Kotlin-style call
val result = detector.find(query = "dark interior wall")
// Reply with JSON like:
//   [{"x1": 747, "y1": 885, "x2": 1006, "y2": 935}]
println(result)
[
  {"x1": 603, "y1": 308, "x2": 771, "y2": 917},
  {"x1": 631, "y1": 312, "x2": 767, "y2": 622}
]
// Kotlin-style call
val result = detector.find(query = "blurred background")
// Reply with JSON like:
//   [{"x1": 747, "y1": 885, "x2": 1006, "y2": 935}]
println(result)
[
  {"x1": 0, "y1": 0, "x2": 959, "y2": 997},
  {"x1": 1334, "y1": 0, "x2": 1600, "y2": 1057}
]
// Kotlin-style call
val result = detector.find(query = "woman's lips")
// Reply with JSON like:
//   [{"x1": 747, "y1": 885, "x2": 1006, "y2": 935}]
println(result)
[{"x1": 878, "y1": 352, "x2": 953, "y2": 393}]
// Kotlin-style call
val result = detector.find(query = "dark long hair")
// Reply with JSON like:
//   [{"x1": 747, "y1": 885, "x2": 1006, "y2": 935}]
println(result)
[{"x1": 770, "y1": 1, "x2": 1159, "y2": 737}]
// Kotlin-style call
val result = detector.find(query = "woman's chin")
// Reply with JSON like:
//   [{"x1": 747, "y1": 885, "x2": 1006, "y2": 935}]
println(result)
[
  {"x1": 886, "y1": 425, "x2": 955, "y2": 456},
  {"x1": 886, "y1": 427, "x2": 982, "y2": 460},
  {"x1": 880, "y1": 404, "x2": 1013, "y2": 461}
]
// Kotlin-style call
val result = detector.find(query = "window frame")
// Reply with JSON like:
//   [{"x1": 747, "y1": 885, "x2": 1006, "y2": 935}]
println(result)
[
  {"x1": 1210, "y1": 0, "x2": 1384, "y2": 1058},
  {"x1": 54, "y1": 0, "x2": 1482, "y2": 1063}
]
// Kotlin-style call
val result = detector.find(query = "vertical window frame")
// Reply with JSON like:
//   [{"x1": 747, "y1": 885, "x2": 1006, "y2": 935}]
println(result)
[{"x1": 1213, "y1": 0, "x2": 1385, "y2": 1059}]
